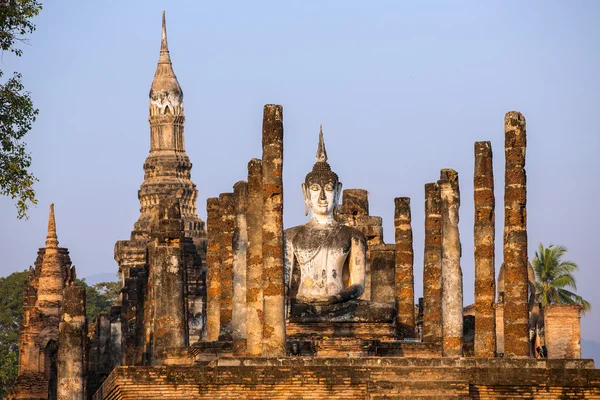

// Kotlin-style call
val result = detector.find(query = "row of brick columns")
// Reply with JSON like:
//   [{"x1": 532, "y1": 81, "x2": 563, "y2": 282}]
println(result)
[
  {"x1": 204, "y1": 109, "x2": 529, "y2": 359},
  {"x1": 416, "y1": 111, "x2": 528, "y2": 358},
  {"x1": 205, "y1": 104, "x2": 286, "y2": 357}
]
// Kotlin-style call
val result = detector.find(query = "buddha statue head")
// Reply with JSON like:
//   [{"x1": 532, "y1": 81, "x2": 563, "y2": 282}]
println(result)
[{"x1": 302, "y1": 126, "x2": 343, "y2": 219}]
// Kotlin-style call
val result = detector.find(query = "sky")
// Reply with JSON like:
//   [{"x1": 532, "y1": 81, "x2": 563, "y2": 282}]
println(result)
[{"x1": 0, "y1": 2, "x2": 598, "y2": 345}]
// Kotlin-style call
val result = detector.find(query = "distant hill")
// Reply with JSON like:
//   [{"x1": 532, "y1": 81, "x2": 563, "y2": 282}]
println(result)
[
  {"x1": 582, "y1": 339, "x2": 600, "y2": 366},
  {"x1": 82, "y1": 272, "x2": 119, "y2": 285}
]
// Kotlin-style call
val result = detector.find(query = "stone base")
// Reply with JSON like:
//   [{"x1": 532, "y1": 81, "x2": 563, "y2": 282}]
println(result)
[
  {"x1": 189, "y1": 341, "x2": 233, "y2": 364},
  {"x1": 92, "y1": 357, "x2": 600, "y2": 400},
  {"x1": 289, "y1": 300, "x2": 394, "y2": 323}
]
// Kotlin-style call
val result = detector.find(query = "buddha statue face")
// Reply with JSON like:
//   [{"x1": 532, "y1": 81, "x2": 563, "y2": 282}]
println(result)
[
  {"x1": 302, "y1": 177, "x2": 342, "y2": 218},
  {"x1": 301, "y1": 126, "x2": 342, "y2": 219}
]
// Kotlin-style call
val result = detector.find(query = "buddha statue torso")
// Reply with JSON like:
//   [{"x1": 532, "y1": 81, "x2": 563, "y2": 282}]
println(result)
[{"x1": 284, "y1": 127, "x2": 366, "y2": 305}]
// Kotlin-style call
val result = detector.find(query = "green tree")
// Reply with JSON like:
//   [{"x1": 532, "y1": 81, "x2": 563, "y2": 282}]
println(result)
[
  {"x1": 532, "y1": 243, "x2": 591, "y2": 314},
  {"x1": 0, "y1": 270, "x2": 28, "y2": 398},
  {"x1": 0, "y1": 0, "x2": 43, "y2": 219}
]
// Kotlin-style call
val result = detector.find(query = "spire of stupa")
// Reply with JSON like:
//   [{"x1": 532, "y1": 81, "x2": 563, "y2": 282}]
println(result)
[
  {"x1": 46, "y1": 203, "x2": 58, "y2": 249},
  {"x1": 149, "y1": 10, "x2": 183, "y2": 116}
]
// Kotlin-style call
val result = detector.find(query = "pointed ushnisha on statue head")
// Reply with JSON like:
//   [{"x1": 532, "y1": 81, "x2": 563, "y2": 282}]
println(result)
[{"x1": 305, "y1": 125, "x2": 339, "y2": 187}]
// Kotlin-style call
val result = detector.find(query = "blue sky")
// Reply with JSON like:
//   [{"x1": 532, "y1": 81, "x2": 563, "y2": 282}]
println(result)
[{"x1": 1, "y1": 1, "x2": 598, "y2": 346}]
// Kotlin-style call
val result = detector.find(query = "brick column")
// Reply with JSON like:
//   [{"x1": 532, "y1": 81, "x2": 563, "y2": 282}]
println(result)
[
  {"x1": 246, "y1": 159, "x2": 264, "y2": 356},
  {"x1": 232, "y1": 181, "x2": 249, "y2": 355},
  {"x1": 474, "y1": 141, "x2": 497, "y2": 357},
  {"x1": 439, "y1": 169, "x2": 463, "y2": 356},
  {"x1": 261, "y1": 104, "x2": 286, "y2": 357},
  {"x1": 57, "y1": 284, "x2": 86, "y2": 400},
  {"x1": 503, "y1": 111, "x2": 529, "y2": 357},
  {"x1": 146, "y1": 199, "x2": 187, "y2": 363},
  {"x1": 422, "y1": 183, "x2": 442, "y2": 343},
  {"x1": 394, "y1": 197, "x2": 415, "y2": 337},
  {"x1": 205, "y1": 197, "x2": 221, "y2": 341},
  {"x1": 219, "y1": 193, "x2": 235, "y2": 342}
]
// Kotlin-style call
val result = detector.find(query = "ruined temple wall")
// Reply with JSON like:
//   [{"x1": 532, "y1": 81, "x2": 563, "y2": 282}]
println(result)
[
  {"x1": 544, "y1": 304, "x2": 581, "y2": 359},
  {"x1": 335, "y1": 189, "x2": 385, "y2": 301}
]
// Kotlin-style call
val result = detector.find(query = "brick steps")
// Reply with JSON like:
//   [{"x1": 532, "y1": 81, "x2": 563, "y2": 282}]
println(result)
[{"x1": 369, "y1": 379, "x2": 470, "y2": 399}]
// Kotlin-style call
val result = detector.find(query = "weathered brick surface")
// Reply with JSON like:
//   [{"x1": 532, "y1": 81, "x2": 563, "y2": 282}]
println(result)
[
  {"x1": 422, "y1": 183, "x2": 442, "y2": 344},
  {"x1": 473, "y1": 141, "x2": 496, "y2": 357},
  {"x1": 394, "y1": 198, "x2": 415, "y2": 337},
  {"x1": 92, "y1": 358, "x2": 600, "y2": 400},
  {"x1": 205, "y1": 198, "x2": 221, "y2": 342},
  {"x1": 369, "y1": 244, "x2": 395, "y2": 304},
  {"x1": 57, "y1": 285, "x2": 86, "y2": 400},
  {"x1": 544, "y1": 304, "x2": 582, "y2": 359},
  {"x1": 143, "y1": 199, "x2": 188, "y2": 364},
  {"x1": 218, "y1": 193, "x2": 235, "y2": 342},
  {"x1": 261, "y1": 104, "x2": 286, "y2": 357},
  {"x1": 502, "y1": 111, "x2": 529, "y2": 357},
  {"x1": 336, "y1": 189, "x2": 385, "y2": 301}
]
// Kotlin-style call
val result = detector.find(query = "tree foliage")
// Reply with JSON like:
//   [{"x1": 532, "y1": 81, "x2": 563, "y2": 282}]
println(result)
[
  {"x1": 0, "y1": 270, "x2": 27, "y2": 397},
  {"x1": 0, "y1": 270, "x2": 119, "y2": 396},
  {"x1": 0, "y1": 0, "x2": 42, "y2": 219},
  {"x1": 75, "y1": 279, "x2": 121, "y2": 322},
  {"x1": 532, "y1": 243, "x2": 591, "y2": 314}
]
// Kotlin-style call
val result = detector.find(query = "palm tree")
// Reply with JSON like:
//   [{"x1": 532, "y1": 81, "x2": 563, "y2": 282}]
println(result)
[{"x1": 532, "y1": 243, "x2": 591, "y2": 314}]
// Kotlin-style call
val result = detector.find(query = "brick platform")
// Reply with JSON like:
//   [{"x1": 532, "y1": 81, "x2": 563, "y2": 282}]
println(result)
[{"x1": 93, "y1": 357, "x2": 600, "y2": 400}]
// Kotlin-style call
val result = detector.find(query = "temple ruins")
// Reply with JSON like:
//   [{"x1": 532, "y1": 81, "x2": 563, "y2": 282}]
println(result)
[{"x1": 9, "y1": 11, "x2": 599, "y2": 400}]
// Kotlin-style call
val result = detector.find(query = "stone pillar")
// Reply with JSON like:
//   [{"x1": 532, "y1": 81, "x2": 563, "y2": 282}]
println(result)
[
  {"x1": 218, "y1": 193, "x2": 235, "y2": 341},
  {"x1": 261, "y1": 104, "x2": 286, "y2": 357},
  {"x1": 503, "y1": 111, "x2": 529, "y2": 358},
  {"x1": 97, "y1": 313, "x2": 111, "y2": 377},
  {"x1": 439, "y1": 169, "x2": 463, "y2": 357},
  {"x1": 474, "y1": 141, "x2": 497, "y2": 357},
  {"x1": 205, "y1": 197, "x2": 221, "y2": 341},
  {"x1": 121, "y1": 275, "x2": 139, "y2": 365},
  {"x1": 394, "y1": 197, "x2": 415, "y2": 337},
  {"x1": 422, "y1": 183, "x2": 442, "y2": 343},
  {"x1": 232, "y1": 181, "x2": 249, "y2": 355},
  {"x1": 145, "y1": 198, "x2": 187, "y2": 364},
  {"x1": 57, "y1": 285, "x2": 86, "y2": 400},
  {"x1": 109, "y1": 306, "x2": 122, "y2": 369},
  {"x1": 246, "y1": 159, "x2": 264, "y2": 356}
]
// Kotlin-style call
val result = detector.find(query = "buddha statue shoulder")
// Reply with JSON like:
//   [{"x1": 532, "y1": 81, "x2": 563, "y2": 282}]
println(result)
[{"x1": 284, "y1": 127, "x2": 367, "y2": 305}]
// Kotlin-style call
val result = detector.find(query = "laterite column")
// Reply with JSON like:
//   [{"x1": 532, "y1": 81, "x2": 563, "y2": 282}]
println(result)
[
  {"x1": 474, "y1": 141, "x2": 496, "y2": 357},
  {"x1": 439, "y1": 169, "x2": 463, "y2": 356},
  {"x1": 503, "y1": 111, "x2": 529, "y2": 357},
  {"x1": 422, "y1": 183, "x2": 442, "y2": 343},
  {"x1": 394, "y1": 197, "x2": 415, "y2": 337},
  {"x1": 246, "y1": 159, "x2": 264, "y2": 356},
  {"x1": 261, "y1": 104, "x2": 286, "y2": 357}
]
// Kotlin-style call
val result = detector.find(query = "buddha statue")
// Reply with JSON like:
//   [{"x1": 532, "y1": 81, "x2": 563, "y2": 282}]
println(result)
[{"x1": 284, "y1": 127, "x2": 367, "y2": 306}]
